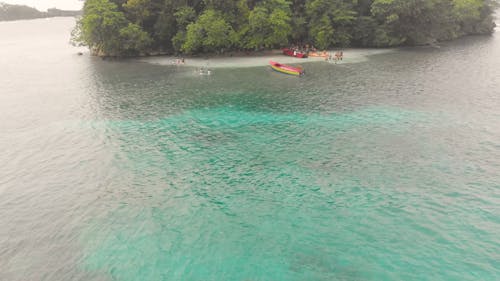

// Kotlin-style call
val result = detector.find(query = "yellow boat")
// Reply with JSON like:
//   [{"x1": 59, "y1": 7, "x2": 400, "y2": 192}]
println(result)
[{"x1": 269, "y1": 61, "x2": 304, "y2": 76}]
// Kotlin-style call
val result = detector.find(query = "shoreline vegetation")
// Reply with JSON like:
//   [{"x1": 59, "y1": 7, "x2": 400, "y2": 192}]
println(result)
[
  {"x1": 71, "y1": 0, "x2": 497, "y2": 58},
  {"x1": 0, "y1": 3, "x2": 81, "y2": 22}
]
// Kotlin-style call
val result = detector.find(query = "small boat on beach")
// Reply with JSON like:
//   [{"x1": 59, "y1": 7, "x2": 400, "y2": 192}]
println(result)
[
  {"x1": 308, "y1": 52, "x2": 328, "y2": 58},
  {"x1": 282, "y1": 48, "x2": 308, "y2": 58},
  {"x1": 269, "y1": 61, "x2": 305, "y2": 76}
]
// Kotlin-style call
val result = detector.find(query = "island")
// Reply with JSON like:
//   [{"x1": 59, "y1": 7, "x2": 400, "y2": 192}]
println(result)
[
  {"x1": 71, "y1": 0, "x2": 497, "y2": 57},
  {"x1": 0, "y1": 2, "x2": 81, "y2": 21}
]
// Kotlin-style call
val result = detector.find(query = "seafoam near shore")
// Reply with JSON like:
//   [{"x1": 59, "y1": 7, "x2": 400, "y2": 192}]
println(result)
[{"x1": 135, "y1": 48, "x2": 394, "y2": 68}]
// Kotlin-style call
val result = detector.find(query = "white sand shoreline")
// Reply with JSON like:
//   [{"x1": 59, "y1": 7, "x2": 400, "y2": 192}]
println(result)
[{"x1": 135, "y1": 48, "x2": 394, "y2": 69}]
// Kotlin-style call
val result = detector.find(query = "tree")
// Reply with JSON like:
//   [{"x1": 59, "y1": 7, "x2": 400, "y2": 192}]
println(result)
[
  {"x1": 182, "y1": 10, "x2": 234, "y2": 53},
  {"x1": 245, "y1": 0, "x2": 292, "y2": 49},
  {"x1": 73, "y1": 0, "x2": 496, "y2": 55},
  {"x1": 290, "y1": 0, "x2": 308, "y2": 44},
  {"x1": 123, "y1": 0, "x2": 151, "y2": 24},
  {"x1": 453, "y1": 0, "x2": 496, "y2": 35},
  {"x1": 371, "y1": 0, "x2": 460, "y2": 45},
  {"x1": 72, "y1": 0, "x2": 151, "y2": 56},
  {"x1": 306, "y1": 0, "x2": 357, "y2": 49},
  {"x1": 72, "y1": 0, "x2": 128, "y2": 55},
  {"x1": 119, "y1": 23, "x2": 153, "y2": 54},
  {"x1": 171, "y1": 5, "x2": 198, "y2": 52}
]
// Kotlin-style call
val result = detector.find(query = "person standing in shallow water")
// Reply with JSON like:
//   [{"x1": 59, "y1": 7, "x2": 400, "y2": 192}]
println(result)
[{"x1": 333, "y1": 51, "x2": 344, "y2": 62}]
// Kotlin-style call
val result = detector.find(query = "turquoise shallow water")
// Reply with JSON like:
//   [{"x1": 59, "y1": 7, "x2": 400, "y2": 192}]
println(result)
[
  {"x1": 80, "y1": 107, "x2": 498, "y2": 281},
  {"x1": 1, "y1": 18, "x2": 500, "y2": 281}
]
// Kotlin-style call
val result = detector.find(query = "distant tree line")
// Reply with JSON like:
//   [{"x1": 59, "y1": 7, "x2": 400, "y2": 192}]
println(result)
[
  {"x1": 71, "y1": 0, "x2": 497, "y2": 56},
  {"x1": 0, "y1": 3, "x2": 81, "y2": 21}
]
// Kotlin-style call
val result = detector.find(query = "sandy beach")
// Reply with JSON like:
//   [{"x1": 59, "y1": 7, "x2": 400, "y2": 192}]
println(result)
[{"x1": 135, "y1": 48, "x2": 394, "y2": 68}]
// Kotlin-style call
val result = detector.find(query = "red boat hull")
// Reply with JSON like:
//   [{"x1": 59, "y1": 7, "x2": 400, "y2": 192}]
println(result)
[{"x1": 282, "y1": 48, "x2": 308, "y2": 58}]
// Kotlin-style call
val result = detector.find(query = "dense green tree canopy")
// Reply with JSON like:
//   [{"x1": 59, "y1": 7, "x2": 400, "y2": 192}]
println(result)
[
  {"x1": 73, "y1": 0, "x2": 497, "y2": 56},
  {"x1": 181, "y1": 9, "x2": 234, "y2": 53}
]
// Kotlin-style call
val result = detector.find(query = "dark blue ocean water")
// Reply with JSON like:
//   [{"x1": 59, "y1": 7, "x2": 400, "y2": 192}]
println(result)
[{"x1": 1, "y1": 18, "x2": 499, "y2": 281}]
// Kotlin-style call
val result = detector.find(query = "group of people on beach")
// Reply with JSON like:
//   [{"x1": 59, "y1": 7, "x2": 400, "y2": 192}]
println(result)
[
  {"x1": 291, "y1": 44, "x2": 317, "y2": 54},
  {"x1": 290, "y1": 44, "x2": 313, "y2": 57},
  {"x1": 172, "y1": 58, "x2": 185, "y2": 65},
  {"x1": 288, "y1": 44, "x2": 344, "y2": 63},
  {"x1": 328, "y1": 51, "x2": 344, "y2": 63}
]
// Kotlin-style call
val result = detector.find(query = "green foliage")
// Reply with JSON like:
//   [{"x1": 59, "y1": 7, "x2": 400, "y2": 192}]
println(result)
[
  {"x1": 306, "y1": 0, "x2": 357, "y2": 48},
  {"x1": 74, "y1": 0, "x2": 497, "y2": 56},
  {"x1": 72, "y1": 0, "x2": 151, "y2": 56},
  {"x1": 181, "y1": 10, "x2": 234, "y2": 53},
  {"x1": 119, "y1": 23, "x2": 153, "y2": 54},
  {"x1": 72, "y1": 0, "x2": 127, "y2": 55},
  {"x1": 153, "y1": 12, "x2": 176, "y2": 49},
  {"x1": 123, "y1": 0, "x2": 151, "y2": 23},
  {"x1": 174, "y1": 6, "x2": 197, "y2": 28},
  {"x1": 170, "y1": 6, "x2": 197, "y2": 52},
  {"x1": 453, "y1": 0, "x2": 496, "y2": 34},
  {"x1": 369, "y1": 0, "x2": 495, "y2": 45},
  {"x1": 245, "y1": 0, "x2": 292, "y2": 49}
]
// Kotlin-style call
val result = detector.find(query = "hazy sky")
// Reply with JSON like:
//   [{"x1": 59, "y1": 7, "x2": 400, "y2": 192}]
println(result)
[{"x1": 3, "y1": 0, "x2": 83, "y2": 11}]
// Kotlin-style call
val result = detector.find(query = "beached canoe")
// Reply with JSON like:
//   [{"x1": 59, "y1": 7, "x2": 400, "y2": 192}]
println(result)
[
  {"x1": 282, "y1": 48, "x2": 308, "y2": 58},
  {"x1": 309, "y1": 52, "x2": 328, "y2": 58},
  {"x1": 269, "y1": 61, "x2": 305, "y2": 76}
]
